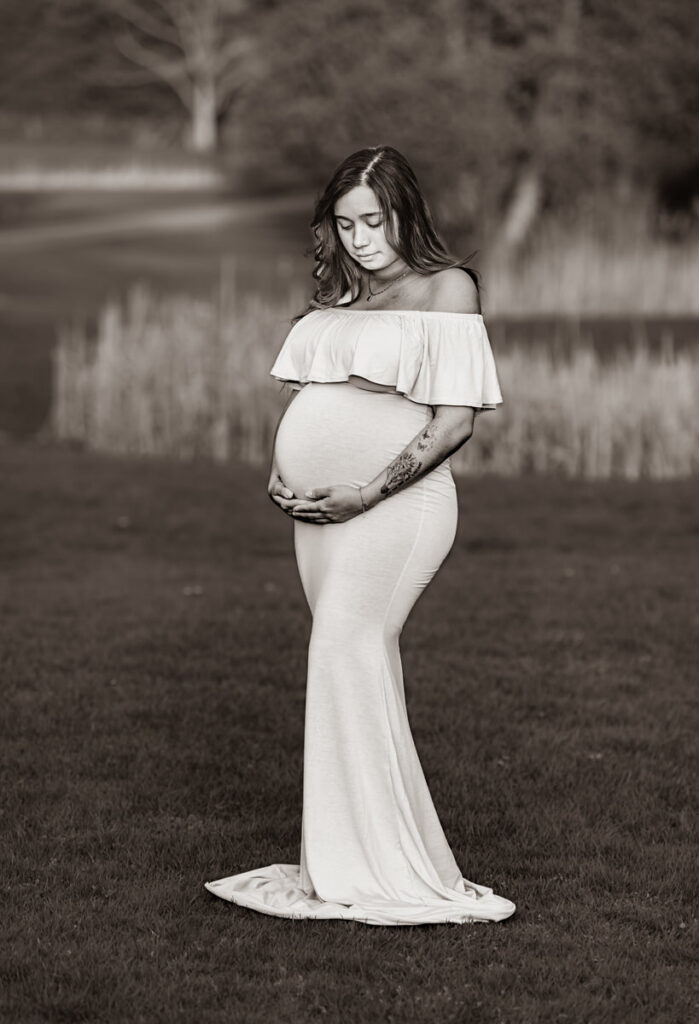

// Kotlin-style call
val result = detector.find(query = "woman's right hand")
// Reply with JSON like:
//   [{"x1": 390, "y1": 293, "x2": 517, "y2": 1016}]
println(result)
[{"x1": 268, "y1": 466, "x2": 298, "y2": 513}]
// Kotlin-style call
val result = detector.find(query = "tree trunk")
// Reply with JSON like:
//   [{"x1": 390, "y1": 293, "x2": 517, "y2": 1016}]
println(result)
[
  {"x1": 497, "y1": 166, "x2": 542, "y2": 253},
  {"x1": 189, "y1": 78, "x2": 218, "y2": 153}
]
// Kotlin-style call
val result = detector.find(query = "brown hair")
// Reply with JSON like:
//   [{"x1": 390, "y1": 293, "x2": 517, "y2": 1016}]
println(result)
[{"x1": 293, "y1": 145, "x2": 480, "y2": 322}]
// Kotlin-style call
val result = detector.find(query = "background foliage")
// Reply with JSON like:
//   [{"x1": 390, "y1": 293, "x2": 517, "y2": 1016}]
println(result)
[{"x1": 1, "y1": 0, "x2": 698, "y2": 238}]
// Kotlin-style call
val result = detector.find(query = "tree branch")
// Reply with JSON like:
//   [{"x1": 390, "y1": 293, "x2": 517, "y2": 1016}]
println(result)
[
  {"x1": 212, "y1": 33, "x2": 253, "y2": 77},
  {"x1": 215, "y1": 57, "x2": 253, "y2": 99},
  {"x1": 102, "y1": 0, "x2": 181, "y2": 48},
  {"x1": 112, "y1": 27, "x2": 192, "y2": 107}
]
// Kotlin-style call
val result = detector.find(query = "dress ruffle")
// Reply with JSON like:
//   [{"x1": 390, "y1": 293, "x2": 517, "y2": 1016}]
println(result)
[{"x1": 269, "y1": 308, "x2": 503, "y2": 410}]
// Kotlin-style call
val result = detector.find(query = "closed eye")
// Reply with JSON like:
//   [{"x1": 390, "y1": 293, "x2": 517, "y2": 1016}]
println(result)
[{"x1": 336, "y1": 217, "x2": 383, "y2": 230}]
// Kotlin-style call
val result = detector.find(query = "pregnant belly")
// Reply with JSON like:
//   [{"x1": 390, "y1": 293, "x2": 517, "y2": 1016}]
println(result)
[{"x1": 273, "y1": 382, "x2": 433, "y2": 498}]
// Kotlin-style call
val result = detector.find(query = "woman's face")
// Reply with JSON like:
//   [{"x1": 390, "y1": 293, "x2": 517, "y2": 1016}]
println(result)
[{"x1": 333, "y1": 185, "x2": 402, "y2": 272}]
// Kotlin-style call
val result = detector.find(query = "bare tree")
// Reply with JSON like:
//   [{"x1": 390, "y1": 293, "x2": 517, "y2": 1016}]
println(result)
[
  {"x1": 494, "y1": 0, "x2": 583, "y2": 253},
  {"x1": 102, "y1": 0, "x2": 258, "y2": 152}
]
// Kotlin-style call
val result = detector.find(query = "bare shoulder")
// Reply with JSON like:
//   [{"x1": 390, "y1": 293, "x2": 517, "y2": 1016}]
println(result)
[{"x1": 427, "y1": 267, "x2": 481, "y2": 314}]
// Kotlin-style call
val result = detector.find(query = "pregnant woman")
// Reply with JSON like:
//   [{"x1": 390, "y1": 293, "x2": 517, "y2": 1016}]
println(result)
[{"x1": 205, "y1": 146, "x2": 515, "y2": 926}]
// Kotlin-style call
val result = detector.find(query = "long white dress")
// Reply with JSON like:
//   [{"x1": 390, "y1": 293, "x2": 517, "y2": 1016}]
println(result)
[{"x1": 205, "y1": 305, "x2": 516, "y2": 926}]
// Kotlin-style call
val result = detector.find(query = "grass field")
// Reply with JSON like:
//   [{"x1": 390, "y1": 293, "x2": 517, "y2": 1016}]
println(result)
[{"x1": 1, "y1": 440, "x2": 696, "y2": 1023}]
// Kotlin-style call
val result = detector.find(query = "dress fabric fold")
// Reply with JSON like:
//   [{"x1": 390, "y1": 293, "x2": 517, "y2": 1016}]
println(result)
[
  {"x1": 268, "y1": 308, "x2": 503, "y2": 410},
  {"x1": 205, "y1": 310, "x2": 515, "y2": 927}
]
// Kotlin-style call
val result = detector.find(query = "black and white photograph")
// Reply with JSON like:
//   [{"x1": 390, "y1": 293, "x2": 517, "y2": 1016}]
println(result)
[{"x1": 1, "y1": 2, "x2": 696, "y2": 1022}]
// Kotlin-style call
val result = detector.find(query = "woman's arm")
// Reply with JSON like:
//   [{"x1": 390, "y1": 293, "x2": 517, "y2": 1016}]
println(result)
[
  {"x1": 288, "y1": 405, "x2": 475, "y2": 524},
  {"x1": 363, "y1": 405, "x2": 475, "y2": 508}
]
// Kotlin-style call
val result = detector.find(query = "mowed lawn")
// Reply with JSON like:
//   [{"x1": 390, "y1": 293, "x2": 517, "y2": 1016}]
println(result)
[{"x1": 1, "y1": 441, "x2": 696, "y2": 1024}]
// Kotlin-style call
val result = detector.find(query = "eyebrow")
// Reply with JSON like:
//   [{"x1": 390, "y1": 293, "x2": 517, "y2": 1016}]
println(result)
[{"x1": 334, "y1": 211, "x2": 382, "y2": 221}]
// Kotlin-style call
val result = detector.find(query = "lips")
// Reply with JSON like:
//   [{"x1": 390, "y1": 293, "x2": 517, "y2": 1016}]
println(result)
[{"x1": 355, "y1": 252, "x2": 377, "y2": 259}]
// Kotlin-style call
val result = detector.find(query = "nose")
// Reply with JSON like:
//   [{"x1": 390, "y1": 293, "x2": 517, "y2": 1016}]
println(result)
[{"x1": 352, "y1": 224, "x2": 369, "y2": 249}]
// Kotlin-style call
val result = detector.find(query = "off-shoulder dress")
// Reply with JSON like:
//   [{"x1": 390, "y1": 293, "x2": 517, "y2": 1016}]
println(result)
[{"x1": 204, "y1": 303, "x2": 516, "y2": 926}]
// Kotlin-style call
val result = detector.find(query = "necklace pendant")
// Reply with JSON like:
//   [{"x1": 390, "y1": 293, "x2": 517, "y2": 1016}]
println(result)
[{"x1": 366, "y1": 293, "x2": 373, "y2": 302}]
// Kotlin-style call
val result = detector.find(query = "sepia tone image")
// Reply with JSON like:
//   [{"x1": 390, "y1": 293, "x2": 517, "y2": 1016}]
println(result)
[{"x1": 1, "y1": 2, "x2": 696, "y2": 1022}]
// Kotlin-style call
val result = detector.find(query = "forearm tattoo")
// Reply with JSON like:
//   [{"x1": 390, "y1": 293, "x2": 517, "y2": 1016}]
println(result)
[
  {"x1": 416, "y1": 424, "x2": 437, "y2": 451},
  {"x1": 380, "y1": 425, "x2": 441, "y2": 498},
  {"x1": 381, "y1": 452, "x2": 421, "y2": 496}
]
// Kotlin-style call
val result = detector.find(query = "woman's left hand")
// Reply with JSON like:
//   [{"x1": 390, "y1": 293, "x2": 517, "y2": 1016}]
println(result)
[{"x1": 290, "y1": 485, "x2": 364, "y2": 524}]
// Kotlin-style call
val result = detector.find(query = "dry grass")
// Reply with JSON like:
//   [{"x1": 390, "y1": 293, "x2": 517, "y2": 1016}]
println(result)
[
  {"x1": 51, "y1": 281, "x2": 303, "y2": 465},
  {"x1": 481, "y1": 196, "x2": 699, "y2": 316},
  {"x1": 483, "y1": 232, "x2": 699, "y2": 317},
  {"x1": 452, "y1": 343, "x2": 699, "y2": 479},
  {"x1": 51, "y1": 284, "x2": 699, "y2": 480}
]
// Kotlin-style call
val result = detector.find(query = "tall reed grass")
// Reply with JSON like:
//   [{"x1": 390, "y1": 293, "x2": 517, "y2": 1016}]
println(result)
[
  {"x1": 482, "y1": 222, "x2": 699, "y2": 317},
  {"x1": 51, "y1": 284, "x2": 699, "y2": 479}
]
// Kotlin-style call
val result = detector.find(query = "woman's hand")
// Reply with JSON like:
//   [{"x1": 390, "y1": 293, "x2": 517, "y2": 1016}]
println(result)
[
  {"x1": 290, "y1": 485, "x2": 364, "y2": 525},
  {"x1": 267, "y1": 466, "x2": 299, "y2": 513}
]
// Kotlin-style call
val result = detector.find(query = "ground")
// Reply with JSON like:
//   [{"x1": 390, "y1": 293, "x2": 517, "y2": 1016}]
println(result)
[{"x1": 1, "y1": 440, "x2": 696, "y2": 1024}]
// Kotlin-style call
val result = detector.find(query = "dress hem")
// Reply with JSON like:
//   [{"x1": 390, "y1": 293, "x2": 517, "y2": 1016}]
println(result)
[{"x1": 204, "y1": 865, "x2": 516, "y2": 928}]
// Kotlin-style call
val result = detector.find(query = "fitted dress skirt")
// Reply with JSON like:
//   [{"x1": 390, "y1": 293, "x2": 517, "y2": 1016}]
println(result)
[{"x1": 205, "y1": 381, "x2": 515, "y2": 925}]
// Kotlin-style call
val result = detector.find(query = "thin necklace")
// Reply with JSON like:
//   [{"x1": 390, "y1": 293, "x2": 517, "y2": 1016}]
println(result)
[{"x1": 366, "y1": 268, "x2": 411, "y2": 303}]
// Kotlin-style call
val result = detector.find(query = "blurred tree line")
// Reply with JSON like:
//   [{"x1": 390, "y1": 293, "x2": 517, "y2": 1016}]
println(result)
[{"x1": 1, "y1": 0, "x2": 697, "y2": 240}]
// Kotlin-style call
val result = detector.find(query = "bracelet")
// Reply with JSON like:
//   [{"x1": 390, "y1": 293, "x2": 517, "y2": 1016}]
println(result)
[{"x1": 358, "y1": 486, "x2": 370, "y2": 513}]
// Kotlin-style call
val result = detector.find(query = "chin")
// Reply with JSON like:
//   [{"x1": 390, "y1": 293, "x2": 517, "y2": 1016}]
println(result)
[{"x1": 367, "y1": 255, "x2": 393, "y2": 272}]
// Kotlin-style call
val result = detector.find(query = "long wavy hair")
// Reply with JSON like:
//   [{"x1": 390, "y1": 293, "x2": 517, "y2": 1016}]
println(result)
[{"x1": 292, "y1": 145, "x2": 481, "y2": 323}]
